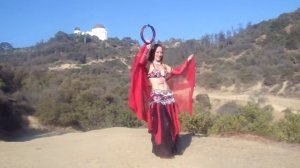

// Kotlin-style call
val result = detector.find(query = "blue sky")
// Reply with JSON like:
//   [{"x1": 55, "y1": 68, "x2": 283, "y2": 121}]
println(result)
[{"x1": 1, "y1": 0, "x2": 300, "y2": 48}]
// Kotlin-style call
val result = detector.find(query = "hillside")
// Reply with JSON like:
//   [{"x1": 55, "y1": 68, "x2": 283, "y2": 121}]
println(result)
[
  {"x1": 0, "y1": 8, "x2": 300, "y2": 135},
  {"x1": 195, "y1": 7, "x2": 300, "y2": 97}
]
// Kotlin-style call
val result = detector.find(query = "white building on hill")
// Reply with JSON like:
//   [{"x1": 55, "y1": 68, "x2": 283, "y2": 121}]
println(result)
[{"x1": 74, "y1": 24, "x2": 108, "y2": 40}]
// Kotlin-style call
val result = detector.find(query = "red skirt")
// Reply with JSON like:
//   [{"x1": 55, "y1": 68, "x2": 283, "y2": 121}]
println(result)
[{"x1": 147, "y1": 89, "x2": 180, "y2": 157}]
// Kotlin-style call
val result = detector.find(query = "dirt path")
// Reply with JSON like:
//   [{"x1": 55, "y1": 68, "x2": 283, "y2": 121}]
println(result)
[
  {"x1": 194, "y1": 88, "x2": 300, "y2": 120},
  {"x1": 0, "y1": 127, "x2": 299, "y2": 168},
  {"x1": 207, "y1": 93, "x2": 300, "y2": 111}
]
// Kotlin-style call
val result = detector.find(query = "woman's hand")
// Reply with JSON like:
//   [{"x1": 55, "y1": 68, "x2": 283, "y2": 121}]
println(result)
[
  {"x1": 187, "y1": 54, "x2": 194, "y2": 61},
  {"x1": 146, "y1": 40, "x2": 151, "y2": 49},
  {"x1": 146, "y1": 43, "x2": 151, "y2": 49}
]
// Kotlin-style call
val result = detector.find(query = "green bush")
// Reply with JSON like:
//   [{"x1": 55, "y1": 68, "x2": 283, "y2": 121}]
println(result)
[
  {"x1": 180, "y1": 103, "x2": 213, "y2": 134},
  {"x1": 241, "y1": 103, "x2": 273, "y2": 136},
  {"x1": 115, "y1": 108, "x2": 143, "y2": 128},
  {"x1": 195, "y1": 94, "x2": 211, "y2": 112},
  {"x1": 272, "y1": 109, "x2": 300, "y2": 143},
  {"x1": 209, "y1": 102, "x2": 273, "y2": 136},
  {"x1": 181, "y1": 102, "x2": 300, "y2": 143},
  {"x1": 209, "y1": 115, "x2": 248, "y2": 133},
  {"x1": 0, "y1": 95, "x2": 26, "y2": 132},
  {"x1": 217, "y1": 101, "x2": 240, "y2": 115},
  {"x1": 36, "y1": 98, "x2": 77, "y2": 127},
  {"x1": 0, "y1": 78, "x2": 5, "y2": 90}
]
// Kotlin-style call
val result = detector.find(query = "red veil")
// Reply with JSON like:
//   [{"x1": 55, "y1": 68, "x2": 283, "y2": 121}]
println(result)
[{"x1": 128, "y1": 44, "x2": 195, "y2": 124}]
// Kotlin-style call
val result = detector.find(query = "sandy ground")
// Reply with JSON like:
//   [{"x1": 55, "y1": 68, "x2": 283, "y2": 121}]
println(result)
[{"x1": 1, "y1": 127, "x2": 300, "y2": 168}]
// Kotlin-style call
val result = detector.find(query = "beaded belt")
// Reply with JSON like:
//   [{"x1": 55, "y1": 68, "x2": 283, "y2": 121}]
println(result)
[{"x1": 150, "y1": 89, "x2": 175, "y2": 105}]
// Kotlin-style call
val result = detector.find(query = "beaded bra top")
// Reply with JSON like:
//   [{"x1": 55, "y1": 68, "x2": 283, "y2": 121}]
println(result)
[{"x1": 147, "y1": 63, "x2": 169, "y2": 78}]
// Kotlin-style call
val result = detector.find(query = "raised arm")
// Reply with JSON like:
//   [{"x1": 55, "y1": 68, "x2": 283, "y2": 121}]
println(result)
[
  {"x1": 137, "y1": 44, "x2": 151, "y2": 65},
  {"x1": 128, "y1": 44, "x2": 152, "y2": 122},
  {"x1": 171, "y1": 54, "x2": 194, "y2": 75}
]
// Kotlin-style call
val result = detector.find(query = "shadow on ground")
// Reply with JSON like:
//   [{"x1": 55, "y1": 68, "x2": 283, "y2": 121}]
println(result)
[
  {"x1": 176, "y1": 133, "x2": 193, "y2": 155},
  {"x1": 0, "y1": 128, "x2": 73, "y2": 142}
]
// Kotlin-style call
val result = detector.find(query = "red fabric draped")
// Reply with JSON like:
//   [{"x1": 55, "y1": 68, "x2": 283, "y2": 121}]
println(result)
[
  {"x1": 128, "y1": 45, "x2": 150, "y2": 122},
  {"x1": 128, "y1": 44, "x2": 196, "y2": 136},
  {"x1": 167, "y1": 58, "x2": 196, "y2": 116}
]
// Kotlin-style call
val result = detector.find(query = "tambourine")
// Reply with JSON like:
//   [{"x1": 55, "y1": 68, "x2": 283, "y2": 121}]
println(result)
[{"x1": 140, "y1": 24, "x2": 156, "y2": 44}]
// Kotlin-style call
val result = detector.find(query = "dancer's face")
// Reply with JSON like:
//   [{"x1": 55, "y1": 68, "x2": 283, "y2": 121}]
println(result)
[{"x1": 154, "y1": 46, "x2": 164, "y2": 62}]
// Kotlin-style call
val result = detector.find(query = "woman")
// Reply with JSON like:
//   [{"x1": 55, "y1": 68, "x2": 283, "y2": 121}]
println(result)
[{"x1": 128, "y1": 43, "x2": 195, "y2": 158}]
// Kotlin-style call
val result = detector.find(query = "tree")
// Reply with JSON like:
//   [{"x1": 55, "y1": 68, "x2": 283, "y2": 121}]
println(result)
[
  {"x1": 54, "y1": 31, "x2": 70, "y2": 41},
  {"x1": 0, "y1": 42, "x2": 13, "y2": 51}
]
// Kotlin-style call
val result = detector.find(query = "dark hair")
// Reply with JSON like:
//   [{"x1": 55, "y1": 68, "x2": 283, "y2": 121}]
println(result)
[{"x1": 147, "y1": 43, "x2": 164, "y2": 62}]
